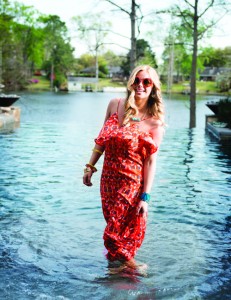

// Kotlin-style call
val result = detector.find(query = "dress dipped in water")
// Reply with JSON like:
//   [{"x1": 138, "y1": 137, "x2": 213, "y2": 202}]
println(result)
[
  {"x1": 95, "y1": 106, "x2": 158, "y2": 261},
  {"x1": 83, "y1": 65, "x2": 165, "y2": 268}
]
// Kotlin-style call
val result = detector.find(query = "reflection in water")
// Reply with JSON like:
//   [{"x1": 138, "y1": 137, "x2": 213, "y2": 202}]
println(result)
[{"x1": 0, "y1": 91, "x2": 230, "y2": 299}]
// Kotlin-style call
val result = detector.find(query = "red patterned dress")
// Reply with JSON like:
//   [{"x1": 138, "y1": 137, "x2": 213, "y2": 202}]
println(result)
[{"x1": 95, "y1": 105, "x2": 158, "y2": 262}]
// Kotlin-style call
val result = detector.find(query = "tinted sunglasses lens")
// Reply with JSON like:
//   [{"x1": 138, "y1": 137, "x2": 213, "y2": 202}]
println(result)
[
  {"x1": 143, "y1": 79, "x2": 152, "y2": 87},
  {"x1": 134, "y1": 77, "x2": 140, "y2": 85},
  {"x1": 133, "y1": 77, "x2": 152, "y2": 87}
]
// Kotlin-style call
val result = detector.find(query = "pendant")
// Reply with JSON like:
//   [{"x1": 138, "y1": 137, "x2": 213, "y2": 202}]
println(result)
[{"x1": 130, "y1": 117, "x2": 141, "y2": 122}]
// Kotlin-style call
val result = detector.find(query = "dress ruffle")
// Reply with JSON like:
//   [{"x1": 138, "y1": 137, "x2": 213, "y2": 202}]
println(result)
[
  {"x1": 139, "y1": 133, "x2": 158, "y2": 159},
  {"x1": 95, "y1": 112, "x2": 158, "y2": 158}
]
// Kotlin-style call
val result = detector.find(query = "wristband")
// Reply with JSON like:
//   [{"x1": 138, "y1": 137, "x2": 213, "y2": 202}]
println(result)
[{"x1": 140, "y1": 192, "x2": 150, "y2": 203}]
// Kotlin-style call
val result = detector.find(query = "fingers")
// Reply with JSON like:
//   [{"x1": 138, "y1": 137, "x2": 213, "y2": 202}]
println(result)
[
  {"x1": 83, "y1": 173, "x2": 93, "y2": 186},
  {"x1": 136, "y1": 202, "x2": 148, "y2": 219},
  {"x1": 136, "y1": 205, "x2": 141, "y2": 216},
  {"x1": 143, "y1": 211, "x2": 148, "y2": 222}
]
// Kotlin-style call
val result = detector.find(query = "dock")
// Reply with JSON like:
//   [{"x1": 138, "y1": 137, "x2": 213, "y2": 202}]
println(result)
[
  {"x1": 205, "y1": 114, "x2": 231, "y2": 142},
  {"x1": 0, "y1": 106, "x2": 21, "y2": 132}
]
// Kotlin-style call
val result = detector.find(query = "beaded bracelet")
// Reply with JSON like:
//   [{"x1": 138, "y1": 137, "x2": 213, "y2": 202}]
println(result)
[
  {"x1": 92, "y1": 148, "x2": 103, "y2": 155},
  {"x1": 140, "y1": 192, "x2": 150, "y2": 203},
  {"x1": 84, "y1": 167, "x2": 92, "y2": 173},
  {"x1": 86, "y1": 163, "x2": 97, "y2": 173}
]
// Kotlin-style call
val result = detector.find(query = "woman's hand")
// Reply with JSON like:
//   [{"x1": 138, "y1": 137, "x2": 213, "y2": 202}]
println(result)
[
  {"x1": 83, "y1": 170, "x2": 93, "y2": 186},
  {"x1": 136, "y1": 200, "x2": 148, "y2": 220}
]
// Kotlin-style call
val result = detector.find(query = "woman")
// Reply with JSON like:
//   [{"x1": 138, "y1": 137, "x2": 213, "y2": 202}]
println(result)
[{"x1": 83, "y1": 65, "x2": 164, "y2": 270}]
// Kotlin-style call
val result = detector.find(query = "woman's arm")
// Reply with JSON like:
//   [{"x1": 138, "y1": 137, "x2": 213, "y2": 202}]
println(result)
[
  {"x1": 83, "y1": 144, "x2": 104, "y2": 186},
  {"x1": 136, "y1": 153, "x2": 157, "y2": 218},
  {"x1": 136, "y1": 124, "x2": 164, "y2": 218},
  {"x1": 83, "y1": 98, "x2": 119, "y2": 187}
]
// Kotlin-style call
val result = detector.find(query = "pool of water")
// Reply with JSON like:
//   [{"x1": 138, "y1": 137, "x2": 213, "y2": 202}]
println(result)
[{"x1": 0, "y1": 91, "x2": 230, "y2": 299}]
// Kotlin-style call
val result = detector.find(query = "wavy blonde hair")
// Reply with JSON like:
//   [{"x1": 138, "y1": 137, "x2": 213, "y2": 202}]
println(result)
[{"x1": 123, "y1": 65, "x2": 165, "y2": 125}]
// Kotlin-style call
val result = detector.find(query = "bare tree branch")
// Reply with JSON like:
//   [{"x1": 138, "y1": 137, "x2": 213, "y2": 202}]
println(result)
[
  {"x1": 197, "y1": 10, "x2": 229, "y2": 39},
  {"x1": 175, "y1": 5, "x2": 194, "y2": 30},
  {"x1": 136, "y1": 4, "x2": 144, "y2": 37},
  {"x1": 198, "y1": 0, "x2": 215, "y2": 18},
  {"x1": 184, "y1": 0, "x2": 195, "y2": 9},
  {"x1": 105, "y1": 0, "x2": 130, "y2": 15}
]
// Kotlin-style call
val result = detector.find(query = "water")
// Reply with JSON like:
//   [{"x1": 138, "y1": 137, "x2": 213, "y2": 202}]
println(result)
[{"x1": 0, "y1": 91, "x2": 230, "y2": 300}]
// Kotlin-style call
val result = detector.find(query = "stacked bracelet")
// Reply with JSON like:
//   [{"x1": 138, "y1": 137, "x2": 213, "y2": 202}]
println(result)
[
  {"x1": 85, "y1": 163, "x2": 97, "y2": 173},
  {"x1": 92, "y1": 148, "x2": 103, "y2": 155},
  {"x1": 84, "y1": 167, "x2": 92, "y2": 173},
  {"x1": 140, "y1": 192, "x2": 150, "y2": 203}
]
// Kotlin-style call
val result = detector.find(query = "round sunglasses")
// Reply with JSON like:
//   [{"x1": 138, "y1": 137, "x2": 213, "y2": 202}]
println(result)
[{"x1": 133, "y1": 77, "x2": 153, "y2": 87}]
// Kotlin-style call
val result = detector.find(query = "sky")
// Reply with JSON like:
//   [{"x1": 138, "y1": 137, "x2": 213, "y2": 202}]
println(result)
[{"x1": 16, "y1": 0, "x2": 231, "y2": 62}]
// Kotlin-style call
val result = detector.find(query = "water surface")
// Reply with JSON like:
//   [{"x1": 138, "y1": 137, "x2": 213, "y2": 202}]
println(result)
[{"x1": 0, "y1": 91, "x2": 230, "y2": 299}]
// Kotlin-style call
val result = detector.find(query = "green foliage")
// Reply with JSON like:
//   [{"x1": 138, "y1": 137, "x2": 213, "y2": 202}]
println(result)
[
  {"x1": 199, "y1": 46, "x2": 231, "y2": 67},
  {"x1": 72, "y1": 13, "x2": 111, "y2": 52},
  {"x1": 161, "y1": 24, "x2": 228, "y2": 82},
  {"x1": 121, "y1": 39, "x2": 158, "y2": 76},
  {"x1": 216, "y1": 71, "x2": 231, "y2": 92},
  {"x1": 77, "y1": 54, "x2": 95, "y2": 69},
  {"x1": 103, "y1": 50, "x2": 125, "y2": 67},
  {"x1": 75, "y1": 53, "x2": 109, "y2": 77},
  {"x1": 136, "y1": 39, "x2": 158, "y2": 68},
  {"x1": 0, "y1": 1, "x2": 75, "y2": 90}
]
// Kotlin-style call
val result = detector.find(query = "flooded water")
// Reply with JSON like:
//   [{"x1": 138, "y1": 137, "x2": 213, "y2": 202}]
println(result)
[{"x1": 0, "y1": 91, "x2": 230, "y2": 300}]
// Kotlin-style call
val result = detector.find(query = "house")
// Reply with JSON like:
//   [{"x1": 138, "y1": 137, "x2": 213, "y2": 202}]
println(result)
[
  {"x1": 67, "y1": 76, "x2": 98, "y2": 91},
  {"x1": 199, "y1": 67, "x2": 231, "y2": 81},
  {"x1": 107, "y1": 66, "x2": 124, "y2": 79}
]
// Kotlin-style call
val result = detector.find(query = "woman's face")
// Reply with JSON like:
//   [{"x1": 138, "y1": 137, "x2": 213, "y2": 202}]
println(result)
[{"x1": 132, "y1": 70, "x2": 153, "y2": 100}]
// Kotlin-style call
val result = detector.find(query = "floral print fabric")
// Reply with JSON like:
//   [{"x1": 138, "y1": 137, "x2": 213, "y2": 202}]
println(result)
[{"x1": 95, "y1": 111, "x2": 158, "y2": 261}]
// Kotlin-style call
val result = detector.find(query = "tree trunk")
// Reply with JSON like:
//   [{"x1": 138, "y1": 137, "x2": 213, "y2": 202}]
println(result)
[
  {"x1": 189, "y1": 0, "x2": 198, "y2": 128},
  {"x1": 0, "y1": 44, "x2": 2, "y2": 84},
  {"x1": 130, "y1": 0, "x2": 136, "y2": 71},
  {"x1": 95, "y1": 47, "x2": 99, "y2": 92}
]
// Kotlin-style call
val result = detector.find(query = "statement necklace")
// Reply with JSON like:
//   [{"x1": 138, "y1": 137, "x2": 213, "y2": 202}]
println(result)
[{"x1": 130, "y1": 110, "x2": 147, "y2": 122}]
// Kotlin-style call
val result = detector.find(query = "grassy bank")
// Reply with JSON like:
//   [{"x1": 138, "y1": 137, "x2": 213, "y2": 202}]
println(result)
[
  {"x1": 27, "y1": 76, "x2": 223, "y2": 95},
  {"x1": 161, "y1": 80, "x2": 220, "y2": 95},
  {"x1": 27, "y1": 76, "x2": 51, "y2": 90}
]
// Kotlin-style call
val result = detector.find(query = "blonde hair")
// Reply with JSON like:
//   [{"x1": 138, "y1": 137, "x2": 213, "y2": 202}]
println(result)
[{"x1": 123, "y1": 65, "x2": 165, "y2": 125}]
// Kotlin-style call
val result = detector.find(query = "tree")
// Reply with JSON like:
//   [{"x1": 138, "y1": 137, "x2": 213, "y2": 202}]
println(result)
[
  {"x1": 0, "y1": 1, "x2": 74, "y2": 90},
  {"x1": 122, "y1": 39, "x2": 158, "y2": 76},
  {"x1": 72, "y1": 13, "x2": 111, "y2": 84},
  {"x1": 166, "y1": 0, "x2": 230, "y2": 128},
  {"x1": 38, "y1": 15, "x2": 75, "y2": 88},
  {"x1": 0, "y1": 0, "x2": 43, "y2": 89},
  {"x1": 0, "y1": 0, "x2": 13, "y2": 85},
  {"x1": 199, "y1": 46, "x2": 231, "y2": 67},
  {"x1": 103, "y1": 50, "x2": 125, "y2": 68},
  {"x1": 75, "y1": 53, "x2": 109, "y2": 77},
  {"x1": 161, "y1": 22, "x2": 205, "y2": 87},
  {"x1": 105, "y1": 0, "x2": 143, "y2": 71}
]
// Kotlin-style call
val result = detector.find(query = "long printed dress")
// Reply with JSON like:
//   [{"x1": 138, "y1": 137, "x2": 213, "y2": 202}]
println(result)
[{"x1": 95, "y1": 105, "x2": 158, "y2": 262}]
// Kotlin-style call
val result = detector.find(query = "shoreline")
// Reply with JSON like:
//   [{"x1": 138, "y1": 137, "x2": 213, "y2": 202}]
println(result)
[{"x1": 21, "y1": 87, "x2": 228, "y2": 97}]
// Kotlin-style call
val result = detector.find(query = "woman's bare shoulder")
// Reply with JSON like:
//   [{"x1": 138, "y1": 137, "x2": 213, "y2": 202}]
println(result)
[
  {"x1": 148, "y1": 117, "x2": 163, "y2": 128},
  {"x1": 108, "y1": 98, "x2": 125, "y2": 114},
  {"x1": 104, "y1": 98, "x2": 125, "y2": 123},
  {"x1": 148, "y1": 118, "x2": 165, "y2": 146}
]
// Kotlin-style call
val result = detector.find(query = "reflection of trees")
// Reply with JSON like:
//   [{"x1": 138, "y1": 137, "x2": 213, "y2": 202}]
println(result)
[
  {"x1": 183, "y1": 130, "x2": 231, "y2": 298},
  {"x1": 202, "y1": 135, "x2": 231, "y2": 298},
  {"x1": 183, "y1": 129, "x2": 194, "y2": 181},
  {"x1": 182, "y1": 128, "x2": 198, "y2": 202}
]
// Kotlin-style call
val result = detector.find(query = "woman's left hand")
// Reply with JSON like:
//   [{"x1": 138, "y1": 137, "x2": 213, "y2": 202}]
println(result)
[{"x1": 136, "y1": 201, "x2": 148, "y2": 220}]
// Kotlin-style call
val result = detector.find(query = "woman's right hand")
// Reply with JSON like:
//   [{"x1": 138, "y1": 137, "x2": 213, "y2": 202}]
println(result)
[{"x1": 83, "y1": 170, "x2": 93, "y2": 186}]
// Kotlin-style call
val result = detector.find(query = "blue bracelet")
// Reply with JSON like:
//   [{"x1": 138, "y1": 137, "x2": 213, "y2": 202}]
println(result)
[{"x1": 140, "y1": 192, "x2": 150, "y2": 203}]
